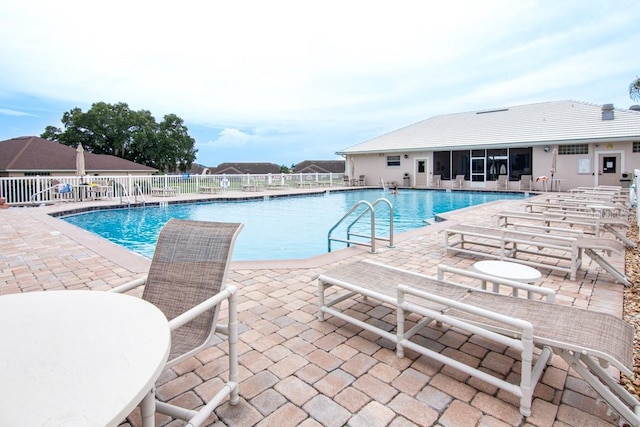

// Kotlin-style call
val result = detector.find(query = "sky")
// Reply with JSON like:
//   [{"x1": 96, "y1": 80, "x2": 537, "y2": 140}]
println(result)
[{"x1": 0, "y1": 1, "x2": 639, "y2": 167}]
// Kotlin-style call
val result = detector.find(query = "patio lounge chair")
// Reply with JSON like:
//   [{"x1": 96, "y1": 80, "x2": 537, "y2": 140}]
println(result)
[
  {"x1": 151, "y1": 186, "x2": 180, "y2": 197},
  {"x1": 452, "y1": 174, "x2": 465, "y2": 189},
  {"x1": 519, "y1": 175, "x2": 533, "y2": 191},
  {"x1": 496, "y1": 175, "x2": 508, "y2": 190},
  {"x1": 317, "y1": 260, "x2": 637, "y2": 425},
  {"x1": 443, "y1": 223, "x2": 630, "y2": 285},
  {"x1": 494, "y1": 210, "x2": 635, "y2": 248},
  {"x1": 111, "y1": 219, "x2": 243, "y2": 427}
]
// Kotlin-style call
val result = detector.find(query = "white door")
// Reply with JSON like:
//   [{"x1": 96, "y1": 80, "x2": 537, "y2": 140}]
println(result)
[
  {"x1": 596, "y1": 151, "x2": 623, "y2": 186},
  {"x1": 416, "y1": 159, "x2": 428, "y2": 187},
  {"x1": 470, "y1": 157, "x2": 486, "y2": 188}
]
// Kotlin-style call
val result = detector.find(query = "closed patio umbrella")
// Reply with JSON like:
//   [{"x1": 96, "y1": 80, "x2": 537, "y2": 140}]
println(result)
[
  {"x1": 76, "y1": 143, "x2": 86, "y2": 177},
  {"x1": 550, "y1": 148, "x2": 557, "y2": 191}
]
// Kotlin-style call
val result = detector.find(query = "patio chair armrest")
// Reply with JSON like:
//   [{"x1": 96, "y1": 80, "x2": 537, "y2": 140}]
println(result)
[
  {"x1": 109, "y1": 276, "x2": 147, "y2": 293},
  {"x1": 436, "y1": 264, "x2": 556, "y2": 302},
  {"x1": 399, "y1": 284, "x2": 534, "y2": 336},
  {"x1": 168, "y1": 285, "x2": 237, "y2": 331}
]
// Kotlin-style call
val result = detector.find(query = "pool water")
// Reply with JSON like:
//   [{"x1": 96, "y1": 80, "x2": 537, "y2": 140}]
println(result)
[{"x1": 62, "y1": 190, "x2": 526, "y2": 260}]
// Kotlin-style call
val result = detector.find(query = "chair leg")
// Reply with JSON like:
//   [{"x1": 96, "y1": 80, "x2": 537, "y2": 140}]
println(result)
[
  {"x1": 584, "y1": 248, "x2": 630, "y2": 286},
  {"x1": 228, "y1": 289, "x2": 239, "y2": 405},
  {"x1": 557, "y1": 350, "x2": 640, "y2": 427}
]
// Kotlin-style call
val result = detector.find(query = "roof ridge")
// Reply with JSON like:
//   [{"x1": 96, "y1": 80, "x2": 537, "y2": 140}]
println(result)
[{"x1": 5, "y1": 136, "x2": 36, "y2": 169}]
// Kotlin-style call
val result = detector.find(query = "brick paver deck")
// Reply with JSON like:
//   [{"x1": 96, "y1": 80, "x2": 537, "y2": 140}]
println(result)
[{"x1": 0, "y1": 189, "x2": 629, "y2": 426}]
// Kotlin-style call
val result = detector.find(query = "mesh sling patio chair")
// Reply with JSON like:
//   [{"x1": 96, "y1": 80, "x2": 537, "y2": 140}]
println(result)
[
  {"x1": 496, "y1": 175, "x2": 508, "y2": 190},
  {"x1": 519, "y1": 175, "x2": 533, "y2": 191},
  {"x1": 452, "y1": 174, "x2": 465, "y2": 189},
  {"x1": 111, "y1": 219, "x2": 243, "y2": 427}
]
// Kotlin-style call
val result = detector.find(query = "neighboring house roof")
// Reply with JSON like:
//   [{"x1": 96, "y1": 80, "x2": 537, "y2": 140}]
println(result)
[
  {"x1": 210, "y1": 162, "x2": 282, "y2": 174},
  {"x1": 187, "y1": 163, "x2": 211, "y2": 175},
  {"x1": 337, "y1": 100, "x2": 640, "y2": 154},
  {"x1": 293, "y1": 160, "x2": 345, "y2": 174},
  {"x1": 0, "y1": 136, "x2": 158, "y2": 173}
]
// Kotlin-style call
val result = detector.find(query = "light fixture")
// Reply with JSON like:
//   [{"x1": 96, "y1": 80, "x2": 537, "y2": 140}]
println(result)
[
  {"x1": 544, "y1": 146, "x2": 550, "y2": 152},
  {"x1": 403, "y1": 154, "x2": 409, "y2": 159}
]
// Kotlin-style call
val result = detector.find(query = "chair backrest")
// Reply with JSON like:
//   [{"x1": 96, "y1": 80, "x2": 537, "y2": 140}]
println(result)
[
  {"x1": 497, "y1": 175, "x2": 508, "y2": 189},
  {"x1": 520, "y1": 175, "x2": 532, "y2": 190},
  {"x1": 142, "y1": 219, "x2": 243, "y2": 360}
]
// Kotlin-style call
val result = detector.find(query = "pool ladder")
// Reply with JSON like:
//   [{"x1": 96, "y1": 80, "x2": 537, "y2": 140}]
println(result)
[
  {"x1": 115, "y1": 183, "x2": 146, "y2": 207},
  {"x1": 327, "y1": 198, "x2": 394, "y2": 253}
]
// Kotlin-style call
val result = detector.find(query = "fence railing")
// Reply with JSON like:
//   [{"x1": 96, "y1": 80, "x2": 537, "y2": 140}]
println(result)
[{"x1": 0, "y1": 173, "x2": 346, "y2": 205}]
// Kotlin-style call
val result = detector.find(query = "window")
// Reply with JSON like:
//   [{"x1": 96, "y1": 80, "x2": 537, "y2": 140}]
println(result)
[
  {"x1": 487, "y1": 149, "x2": 508, "y2": 180},
  {"x1": 451, "y1": 150, "x2": 470, "y2": 180},
  {"x1": 386, "y1": 155, "x2": 401, "y2": 167},
  {"x1": 509, "y1": 147, "x2": 532, "y2": 180},
  {"x1": 433, "y1": 151, "x2": 451, "y2": 180},
  {"x1": 558, "y1": 144, "x2": 588, "y2": 155},
  {"x1": 633, "y1": 141, "x2": 640, "y2": 152}
]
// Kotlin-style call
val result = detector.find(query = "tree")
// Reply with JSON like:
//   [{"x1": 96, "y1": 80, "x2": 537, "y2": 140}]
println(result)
[
  {"x1": 630, "y1": 77, "x2": 640, "y2": 101},
  {"x1": 154, "y1": 114, "x2": 197, "y2": 173},
  {"x1": 41, "y1": 102, "x2": 197, "y2": 172}
]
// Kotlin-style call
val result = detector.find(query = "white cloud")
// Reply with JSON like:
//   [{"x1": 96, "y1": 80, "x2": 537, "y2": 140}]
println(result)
[
  {"x1": 203, "y1": 128, "x2": 254, "y2": 148},
  {"x1": 0, "y1": 0, "x2": 639, "y2": 164},
  {"x1": 0, "y1": 108, "x2": 33, "y2": 117}
]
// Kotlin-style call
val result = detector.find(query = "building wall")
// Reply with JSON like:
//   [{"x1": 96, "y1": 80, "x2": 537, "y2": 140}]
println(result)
[
  {"x1": 349, "y1": 153, "x2": 424, "y2": 187},
  {"x1": 348, "y1": 141, "x2": 638, "y2": 191}
]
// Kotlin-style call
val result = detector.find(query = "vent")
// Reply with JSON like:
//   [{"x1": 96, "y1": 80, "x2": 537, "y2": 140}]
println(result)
[
  {"x1": 476, "y1": 108, "x2": 509, "y2": 115},
  {"x1": 601, "y1": 103, "x2": 614, "y2": 120}
]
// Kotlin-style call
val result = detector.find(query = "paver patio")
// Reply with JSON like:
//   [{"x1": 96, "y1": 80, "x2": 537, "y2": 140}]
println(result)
[{"x1": 0, "y1": 189, "x2": 629, "y2": 426}]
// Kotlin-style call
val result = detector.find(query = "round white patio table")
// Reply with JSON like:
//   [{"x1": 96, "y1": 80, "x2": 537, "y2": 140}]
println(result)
[
  {"x1": 0, "y1": 290, "x2": 170, "y2": 427},
  {"x1": 473, "y1": 260, "x2": 542, "y2": 297}
]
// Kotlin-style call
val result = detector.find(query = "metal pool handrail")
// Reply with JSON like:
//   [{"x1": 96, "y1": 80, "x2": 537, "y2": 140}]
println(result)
[{"x1": 327, "y1": 198, "x2": 394, "y2": 253}]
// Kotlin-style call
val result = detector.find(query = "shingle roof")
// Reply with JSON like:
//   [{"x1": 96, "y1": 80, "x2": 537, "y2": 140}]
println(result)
[
  {"x1": 0, "y1": 136, "x2": 157, "y2": 173},
  {"x1": 210, "y1": 162, "x2": 282, "y2": 174},
  {"x1": 187, "y1": 163, "x2": 211, "y2": 175},
  {"x1": 337, "y1": 100, "x2": 640, "y2": 154},
  {"x1": 293, "y1": 160, "x2": 345, "y2": 174}
]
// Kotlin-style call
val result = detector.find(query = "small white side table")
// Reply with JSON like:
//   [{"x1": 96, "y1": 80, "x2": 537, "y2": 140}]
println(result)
[{"x1": 473, "y1": 260, "x2": 542, "y2": 297}]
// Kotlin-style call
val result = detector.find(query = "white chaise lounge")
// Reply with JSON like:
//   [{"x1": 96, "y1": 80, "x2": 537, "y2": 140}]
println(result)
[
  {"x1": 317, "y1": 260, "x2": 638, "y2": 425},
  {"x1": 443, "y1": 223, "x2": 629, "y2": 285}
]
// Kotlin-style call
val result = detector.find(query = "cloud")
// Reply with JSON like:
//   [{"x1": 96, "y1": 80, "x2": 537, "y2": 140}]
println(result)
[
  {"x1": 203, "y1": 128, "x2": 254, "y2": 148},
  {"x1": 0, "y1": 108, "x2": 33, "y2": 117},
  {"x1": 0, "y1": 0, "x2": 639, "y2": 165}
]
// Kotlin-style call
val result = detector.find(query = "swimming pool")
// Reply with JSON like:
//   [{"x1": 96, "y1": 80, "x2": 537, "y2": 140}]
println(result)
[{"x1": 62, "y1": 190, "x2": 526, "y2": 260}]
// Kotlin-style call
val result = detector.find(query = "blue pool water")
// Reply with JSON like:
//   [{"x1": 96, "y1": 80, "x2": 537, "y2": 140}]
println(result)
[{"x1": 62, "y1": 190, "x2": 526, "y2": 260}]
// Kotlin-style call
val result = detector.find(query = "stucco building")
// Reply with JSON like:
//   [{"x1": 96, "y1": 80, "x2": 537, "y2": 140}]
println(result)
[{"x1": 338, "y1": 101, "x2": 640, "y2": 190}]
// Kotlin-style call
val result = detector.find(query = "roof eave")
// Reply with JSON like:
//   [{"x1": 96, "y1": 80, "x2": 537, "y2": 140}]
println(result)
[{"x1": 337, "y1": 135, "x2": 640, "y2": 155}]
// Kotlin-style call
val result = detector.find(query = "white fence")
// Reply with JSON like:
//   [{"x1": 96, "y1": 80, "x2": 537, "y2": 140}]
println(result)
[
  {"x1": 0, "y1": 172, "x2": 346, "y2": 205},
  {"x1": 631, "y1": 169, "x2": 640, "y2": 239}
]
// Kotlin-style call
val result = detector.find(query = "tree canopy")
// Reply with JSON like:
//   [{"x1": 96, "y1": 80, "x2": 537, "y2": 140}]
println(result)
[
  {"x1": 630, "y1": 77, "x2": 640, "y2": 101},
  {"x1": 41, "y1": 102, "x2": 197, "y2": 173}
]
